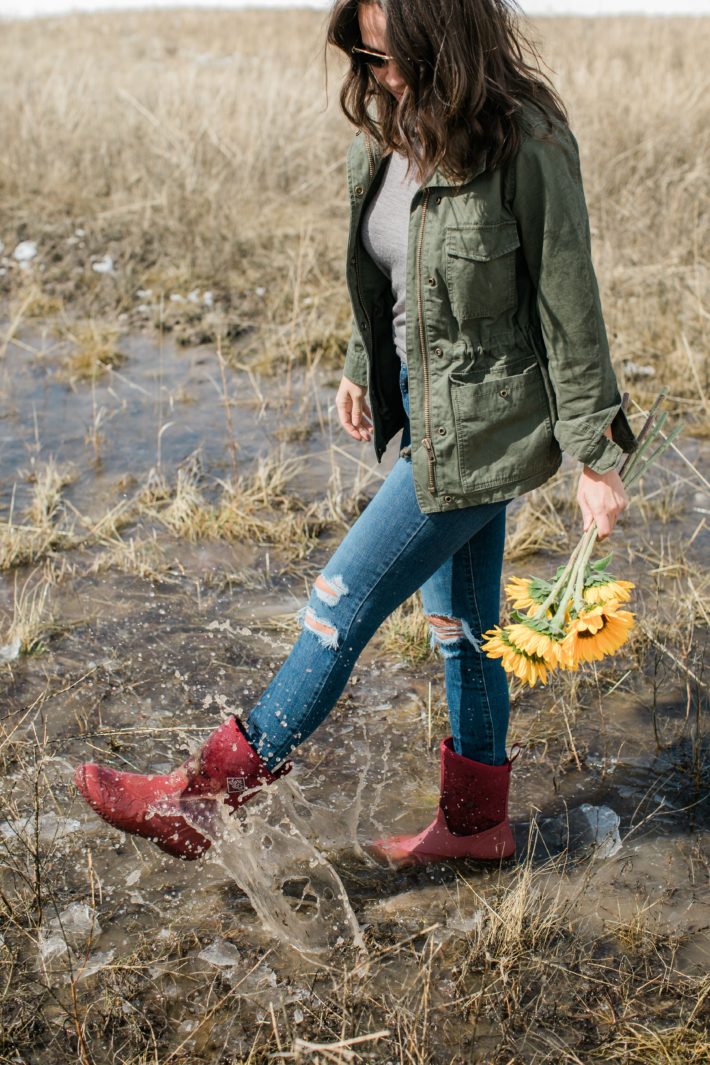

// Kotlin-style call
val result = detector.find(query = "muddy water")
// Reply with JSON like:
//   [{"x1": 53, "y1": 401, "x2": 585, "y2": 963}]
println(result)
[
  {"x1": 1, "y1": 322, "x2": 708, "y2": 1062},
  {"x1": 0, "y1": 323, "x2": 367, "y2": 514}
]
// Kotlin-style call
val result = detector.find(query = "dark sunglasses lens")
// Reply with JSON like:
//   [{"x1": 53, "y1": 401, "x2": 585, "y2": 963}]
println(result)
[{"x1": 353, "y1": 47, "x2": 387, "y2": 69}]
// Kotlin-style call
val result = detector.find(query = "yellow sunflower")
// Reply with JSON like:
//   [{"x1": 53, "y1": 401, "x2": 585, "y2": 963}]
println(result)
[
  {"x1": 482, "y1": 626, "x2": 551, "y2": 687},
  {"x1": 583, "y1": 578, "x2": 635, "y2": 606},
  {"x1": 505, "y1": 577, "x2": 536, "y2": 612},
  {"x1": 562, "y1": 603, "x2": 635, "y2": 665},
  {"x1": 506, "y1": 620, "x2": 567, "y2": 667},
  {"x1": 505, "y1": 575, "x2": 552, "y2": 616}
]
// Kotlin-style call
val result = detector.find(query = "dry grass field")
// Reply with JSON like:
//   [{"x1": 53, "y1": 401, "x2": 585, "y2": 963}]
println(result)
[
  {"x1": 0, "y1": 8, "x2": 708, "y2": 404},
  {"x1": 0, "y1": 7, "x2": 708, "y2": 1065}
]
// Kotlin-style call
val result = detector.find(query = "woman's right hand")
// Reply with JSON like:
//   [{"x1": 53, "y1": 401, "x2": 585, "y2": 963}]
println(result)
[{"x1": 336, "y1": 376, "x2": 373, "y2": 442}]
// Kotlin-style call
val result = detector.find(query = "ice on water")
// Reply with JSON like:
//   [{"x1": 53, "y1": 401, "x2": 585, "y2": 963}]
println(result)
[
  {"x1": 198, "y1": 938, "x2": 242, "y2": 970},
  {"x1": 541, "y1": 803, "x2": 622, "y2": 859},
  {"x1": 49, "y1": 902, "x2": 101, "y2": 941},
  {"x1": 1, "y1": 812, "x2": 82, "y2": 843}
]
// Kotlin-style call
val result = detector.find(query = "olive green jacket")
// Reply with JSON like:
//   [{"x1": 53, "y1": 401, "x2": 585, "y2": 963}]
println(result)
[{"x1": 342, "y1": 111, "x2": 636, "y2": 514}]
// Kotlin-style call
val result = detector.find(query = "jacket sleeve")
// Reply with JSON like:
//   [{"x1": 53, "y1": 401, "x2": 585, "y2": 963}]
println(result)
[
  {"x1": 511, "y1": 121, "x2": 636, "y2": 473},
  {"x1": 343, "y1": 318, "x2": 369, "y2": 387}
]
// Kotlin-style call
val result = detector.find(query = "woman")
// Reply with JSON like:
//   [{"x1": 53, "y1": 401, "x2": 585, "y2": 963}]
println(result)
[{"x1": 74, "y1": 0, "x2": 635, "y2": 867}]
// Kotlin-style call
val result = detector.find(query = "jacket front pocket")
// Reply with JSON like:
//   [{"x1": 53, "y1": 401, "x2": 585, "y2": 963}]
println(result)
[
  {"x1": 445, "y1": 221, "x2": 520, "y2": 322},
  {"x1": 451, "y1": 363, "x2": 555, "y2": 490}
]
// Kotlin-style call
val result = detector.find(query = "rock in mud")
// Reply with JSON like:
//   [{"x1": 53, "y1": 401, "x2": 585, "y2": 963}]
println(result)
[{"x1": 13, "y1": 240, "x2": 37, "y2": 263}]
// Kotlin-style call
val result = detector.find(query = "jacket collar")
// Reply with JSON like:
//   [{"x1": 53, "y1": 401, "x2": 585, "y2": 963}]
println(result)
[{"x1": 364, "y1": 131, "x2": 488, "y2": 189}]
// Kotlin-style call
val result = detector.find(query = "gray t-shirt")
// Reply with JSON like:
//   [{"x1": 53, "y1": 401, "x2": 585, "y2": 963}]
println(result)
[{"x1": 361, "y1": 151, "x2": 420, "y2": 365}]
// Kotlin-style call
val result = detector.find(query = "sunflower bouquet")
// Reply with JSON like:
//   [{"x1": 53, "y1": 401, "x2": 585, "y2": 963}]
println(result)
[{"x1": 482, "y1": 392, "x2": 682, "y2": 687}]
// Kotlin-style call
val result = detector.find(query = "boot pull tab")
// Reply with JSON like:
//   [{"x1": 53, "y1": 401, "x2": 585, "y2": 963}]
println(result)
[{"x1": 508, "y1": 743, "x2": 522, "y2": 764}]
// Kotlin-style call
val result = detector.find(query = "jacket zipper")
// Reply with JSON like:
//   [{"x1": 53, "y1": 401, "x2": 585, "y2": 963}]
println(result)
[
  {"x1": 364, "y1": 133, "x2": 375, "y2": 180},
  {"x1": 415, "y1": 188, "x2": 437, "y2": 495},
  {"x1": 352, "y1": 135, "x2": 377, "y2": 414}
]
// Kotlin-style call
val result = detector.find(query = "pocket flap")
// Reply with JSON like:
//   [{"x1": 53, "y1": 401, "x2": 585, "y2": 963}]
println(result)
[{"x1": 446, "y1": 221, "x2": 521, "y2": 262}]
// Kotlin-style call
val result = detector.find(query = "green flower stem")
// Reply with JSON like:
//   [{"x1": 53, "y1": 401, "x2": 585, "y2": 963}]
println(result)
[
  {"x1": 573, "y1": 525, "x2": 600, "y2": 611},
  {"x1": 633, "y1": 389, "x2": 667, "y2": 446},
  {"x1": 533, "y1": 533, "x2": 588, "y2": 619},
  {"x1": 547, "y1": 525, "x2": 597, "y2": 632},
  {"x1": 639, "y1": 388, "x2": 668, "y2": 431},
  {"x1": 623, "y1": 425, "x2": 685, "y2": 491},
  {"x1": 618, "y1": 389, "x2": 667, "y2": 481},
  {"x1": 620, "y1": 411, "x2": 667, "y2": 486},
  {"x1": 549, "y1": 526, "x2": 600, "y2": 630}
]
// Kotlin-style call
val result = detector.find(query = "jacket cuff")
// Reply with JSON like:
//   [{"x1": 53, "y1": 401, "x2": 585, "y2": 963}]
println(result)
[
  {"x1": 343, "y1": 335, "x2": 369, "y2": 387},
  {"x1": 554, "y1": 399, "x2": 637, "y2": 475}
]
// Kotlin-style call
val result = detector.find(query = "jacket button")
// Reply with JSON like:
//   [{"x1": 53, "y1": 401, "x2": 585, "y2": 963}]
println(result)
[
  {"x1": 434, "y1": 346, "x2": 443, "y2": 357},
  {"x1": 437, "y1": 426, "x2": 447, "y2": 436},
  {"x1": 443, "y1": 495, "x2": 453, "y2": 503},
  {"x1": 435, "y1": 195, "x2": 442, "y2": 204},
  {"x1": 499, "y1": 387, "x2": 510, "y2": 398},
  {"x1": 350, "y1": 255, "x2": 356, "y2": 264},
  {"x1": 354, "y1": 185, "x2": 365, "y2": 197},
  {"x1": 427, "y1": 276, "x2": 436, "y2": 287}
]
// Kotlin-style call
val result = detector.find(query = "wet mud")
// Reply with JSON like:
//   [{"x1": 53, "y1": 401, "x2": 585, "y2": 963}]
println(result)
[{"x1": 1, "y1": 323, "x2": 707, "y2": 1063}]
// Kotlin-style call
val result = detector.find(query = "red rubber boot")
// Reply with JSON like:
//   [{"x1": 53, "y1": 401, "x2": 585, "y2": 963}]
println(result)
[
  {"x1": 74, "y1": 716, "x2": 290, "y2": 860},
  {"x1": 369, "y1": 738, "x2": 515, "y2": 867}
]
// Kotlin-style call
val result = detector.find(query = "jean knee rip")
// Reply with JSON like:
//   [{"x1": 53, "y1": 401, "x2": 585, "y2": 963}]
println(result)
[
  {"x1": 427, "y1": 614, "x2": 482, "y2": 657},
  {"x1": 314, "y1": 572, "x2": 348, "y2": 607},
  {"x1": 299, "y1": 605, "x2": 339, "y2": 650}
]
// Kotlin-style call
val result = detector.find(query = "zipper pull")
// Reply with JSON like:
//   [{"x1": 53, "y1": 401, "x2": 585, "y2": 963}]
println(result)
[{"x1": 422, "y1": 438, "x2": 437, "y2": 495}]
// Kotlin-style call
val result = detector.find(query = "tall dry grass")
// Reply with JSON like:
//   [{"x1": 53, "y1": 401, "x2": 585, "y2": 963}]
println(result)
[
  {"x1": 0, "y1": 10, "x2": 707, "y2": 413},
  {"x1": 0, "y1": 13, "x2": 707, "y2": 1065}
]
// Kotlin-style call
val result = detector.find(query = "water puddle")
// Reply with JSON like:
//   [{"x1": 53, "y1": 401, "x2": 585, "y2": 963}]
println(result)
[{"x1": 0, "y1": 320, "x2": 707, "y2": 1062}]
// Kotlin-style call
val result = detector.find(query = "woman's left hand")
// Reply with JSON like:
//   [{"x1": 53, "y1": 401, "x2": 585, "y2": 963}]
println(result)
[{"x1": 576, "y1": 465, "x2": 628, "y2": 540}]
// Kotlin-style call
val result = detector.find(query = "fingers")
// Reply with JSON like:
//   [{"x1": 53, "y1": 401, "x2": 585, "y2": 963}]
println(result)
[
  {"x1": 351, "y1": 393, "x2": 363, "y2": 428},
  {"x1": 598, "y1": 490, "x2": 627, "y2": 540},
  {"x1": 577, "y1": 493, "x2": 594, "y2": 534},
  {"x1": 587, "y1": 492, "x2": 615, "y2": 540},
  {"x1": 336, "y1": 379, "x2": 372, "y2": 442},
  {"x1": 577, "y1": 468, "x2": 628, "y2": 541},
  {"x1": 344, "y1": 397, "x2": 372, "y2": 441},
  {"x1": 595, "y1": 510, "x2": 614, "y2": 541}
]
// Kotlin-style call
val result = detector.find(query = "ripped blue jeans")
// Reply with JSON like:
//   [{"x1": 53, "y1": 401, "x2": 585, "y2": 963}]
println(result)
[{"x1": 243, "y1": 363, "x2": 510, "y2": 769}]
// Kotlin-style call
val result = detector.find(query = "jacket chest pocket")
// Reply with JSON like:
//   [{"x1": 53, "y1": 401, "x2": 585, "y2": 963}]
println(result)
[{"x1": 445, "y1": 221, "x2": 520, "y2": 322}]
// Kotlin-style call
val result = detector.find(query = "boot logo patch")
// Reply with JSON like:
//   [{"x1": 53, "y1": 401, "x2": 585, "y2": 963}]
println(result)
[{"x1": 227, "y1": 776, "x2": 247, "y2": 794}]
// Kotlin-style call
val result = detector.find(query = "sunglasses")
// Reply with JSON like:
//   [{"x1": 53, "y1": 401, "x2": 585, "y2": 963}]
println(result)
[{"x1": 351, "y1": 44, "x2": 394, "y2": 69}]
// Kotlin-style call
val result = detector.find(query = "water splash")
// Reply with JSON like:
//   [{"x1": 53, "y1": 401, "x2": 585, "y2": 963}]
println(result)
[{"x1": 156, "y1": 776, "x2": 366, "y2": 959}]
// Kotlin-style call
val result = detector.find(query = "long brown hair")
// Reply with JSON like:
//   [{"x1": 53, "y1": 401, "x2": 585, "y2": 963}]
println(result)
[{"x1": 326, "y1": 0, "x2": 568, "y2": 182}]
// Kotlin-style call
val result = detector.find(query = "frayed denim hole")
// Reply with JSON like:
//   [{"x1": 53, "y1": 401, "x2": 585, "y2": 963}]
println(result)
[
  {"x1": 302, "y1": 605, "x2": 339, "y2": 651},
  {"x1": 313, "y1": 572, "x2": 349, "y2": 608},
  {"x1": 461, "y1": 618, "x2": 483, "y2": 653},
  {"x1": 427, "y1": 613, "x2": 485, "y2": 658}
]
